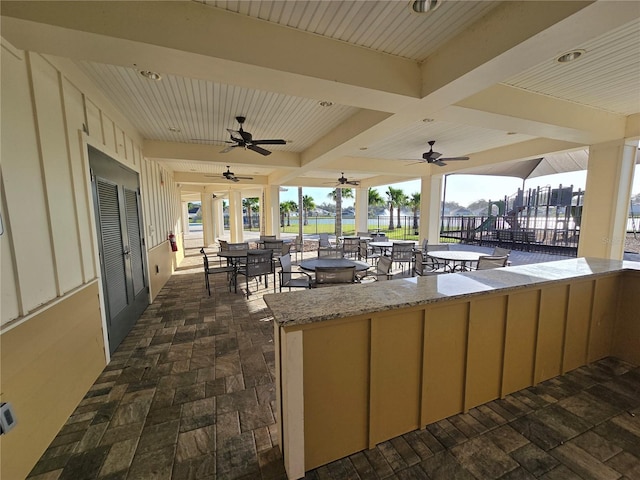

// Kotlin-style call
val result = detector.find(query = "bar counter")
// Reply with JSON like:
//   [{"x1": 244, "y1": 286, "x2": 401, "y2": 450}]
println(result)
[{"x1": 264, "y1": 258, "x2": 640, "y2": 479}]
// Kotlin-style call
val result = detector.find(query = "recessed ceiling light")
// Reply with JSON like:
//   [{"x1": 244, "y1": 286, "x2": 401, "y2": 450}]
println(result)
[
  {"x1": 506, "y1": 132, "x2": 517, "y2": 135},
  {"x1": 168, "y1": 126, "x2": 181, "y2": 132},
  {"x1": 318, "y1": 100, "x2": 333, "y2": 107},
  {"x1": 422, "y1": 118, "x2": 435, "y2": 123},
  {"x1": 140, "y1": 70, "x2": 162, "y2": 80},
  {"x1": 410, "y1": 0, "x2": 443, "y2": 14},
  {"x1": 556, "y1": 49, "x2": 585, "y2": 63},
  {"x1": 359, "y1": 147, "x2": 368, "y2": 150}
]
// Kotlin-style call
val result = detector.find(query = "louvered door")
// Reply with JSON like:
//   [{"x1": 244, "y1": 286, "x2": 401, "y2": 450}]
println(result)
[{"x1": 90, "y1": 147, "x2": 148, "y2": 354}]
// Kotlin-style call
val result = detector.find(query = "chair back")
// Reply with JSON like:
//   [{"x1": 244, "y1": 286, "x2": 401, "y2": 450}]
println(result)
[
  {"x1": 279, "y1": 253, "x2": 292, "y2": 283},
  {"x1": 228, "y1": 242, "x2": 249, "y2": 250},
  {"x1": 358, "y1": 240, "x2": 368, "y2": 259},
  {"x1": 357, "y1": 232, "x2": 370, "y2": 238},
  {"x1": 492, "y1": 246, "x2": 511, "y2": 257},
  {"x1": 315, "y1": 266, "x2": 356, "y2": 285},
  {"x1": 414, "y1": 251, "x2": 425, "y2": 275},
  {"x1": 426, "y1": 244, "x2": 449, "y2": 252},
  {"x1": 391, "y1": 242, "x2": 414, "y2": 261},
  {"x1": 318, "y1": 233, "x2": 332, "y2": 247},
  {"x1": 376, "y1": 256, "x2": 393, "y2": 276},
  {"x1": 218, "y1": 240, "x2": 229, "y2": 251},
  {"x1": 421, "y1": 238, "x2": 429, "y2": 252},
  {"x1": 200, "y1": 248, "x2": 211, "y2": 273},
  {"x1": 476, "y1": 255, "x2": 509, "y2": 270},
  {"x1": 260, "y1": 235, "x2": 277, "y2": 241},
  {"x1": 342, "y1": 237, "x2": 359, "y2": 256},
  {"x1": 263, "y1": 240, "x2": 284, "y2": 253},
  {"x1": 244, "y1": 250, "x2": 273, "y2": 276},
  {"x1": 318, "y1": 247, "x2": 343, "y2": 258},
  {"x1": 281, "y1": 242, "x2": 291, "y2": 256}
]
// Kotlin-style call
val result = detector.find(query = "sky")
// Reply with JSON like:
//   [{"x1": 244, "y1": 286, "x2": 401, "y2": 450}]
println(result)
[{"x1": 280, "y1": 168, "x2": 640, "y2": 209}]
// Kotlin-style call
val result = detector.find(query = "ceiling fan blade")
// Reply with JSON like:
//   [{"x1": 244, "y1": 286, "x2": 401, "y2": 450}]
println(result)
[
  {"x1": 347, "y1": 181, "x2": 360, "y2": 185},
  {"x1": 405, "y1": 160, "x2": 426, "y2": 166},
  {"x1": 235, "y1": 176, "x2": 254, "y2": 180},
  {"x1": 227, "y1": 128, "x2": 243, "y2": 142},
  {"x1": 440, "y1": 156, "x2": 470, "y2": 161},
  {"x1": 252, "y1": 139, "x2": 286, "y2": 145},
  {"x1": 247, "y1": 144, "x2": 272, "y2": 156},
  {"x1": 220, "y1": 145, "x2": 236, "y2": 154},
  {"x1": 433, "y1": 160, "x2": 447, "y2": 167}
]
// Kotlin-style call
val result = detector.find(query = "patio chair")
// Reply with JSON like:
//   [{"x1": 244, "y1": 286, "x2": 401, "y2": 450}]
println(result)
[
  {"x1": 314, "y1": 265, "x2": 356, "y2": 287},
  {"x1": 290, "y1": 235, "x2": 304, "y2": 263},
  {"x1": 236, "y1": 250, "x2": 274, "y2": 298},
  {"x1": 424, "y1": 244, "x2": 450, "y2": 271},
  {"x1": 200, "y1": 248, "x2": 234, "y2": 295},
  {"x1": 475, "y1": 255, "x2": 509, "y2": 270},
  {"x1": 358, "y1": 239, "x2": 380, "y2": 265},
  {"x1": 413, "y1": 251, "x2": 446, "y2": 276},
  {"x1": 317, "y1": 246, "x2": 343, "y2": 258},
  {"x1": 342, "y1": 237, "x2": 360, "y2": 258},
  {"x1": 318, "y1": 233, "x2": 334, "y2": 247},
  {"x1": 390, "y1": 242, "x2": 414, "y2": 274},
  {"x1": 360, "y1": 255, "x2": 403, "y2": 283},
  {"x1": 260, "y1": 235, "x2": 277, "y2": 241},
  {"x1": 227, "y1": 242, "x2": 249, "y2": 250},
  {"x1": 492, "y1": 246, "x2": 512, "y2": 266},
  {"x1": 278, "y1": 253, "x2": 312, "y2": 292}
]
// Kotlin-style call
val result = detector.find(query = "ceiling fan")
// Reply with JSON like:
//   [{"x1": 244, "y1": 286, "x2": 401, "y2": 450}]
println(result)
[
  {"x1": 415, "y1": 140, "x2": 470, "y2": 166},
  {"x1": 205, "y1": 166, "x2": 253, "y2": 183},
  {"x1": 325, "y1": 173, "x2": 360, "y2": 186},
  {"x1": 220, "y1": 116, "x2": 286, "y2": 156}
]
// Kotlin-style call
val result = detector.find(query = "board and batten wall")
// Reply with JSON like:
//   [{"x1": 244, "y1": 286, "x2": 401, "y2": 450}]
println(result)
[{"x1": 0, "y1": 39, "x2": 182, "y2": 480}]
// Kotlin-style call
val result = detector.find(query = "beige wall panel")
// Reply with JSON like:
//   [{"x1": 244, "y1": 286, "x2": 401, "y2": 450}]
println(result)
[
  {"x1": 115, "y1": 126, "x2": 126, "y2": 158},
  {"x1": 589, "y1": 275, "x2": 619, "y2": 362},
  {"x1": 564, "y1": 280, "x2": 594, "y2": 372},
  {"x1": 0, "y1": 283, "x2": 105, "y2": 480},
  {"x1": 1, "y1": 48, "x2": 57, "y2": 318},
  {"x1": 85, "y1": 98, "x2": 102, "y2": 143},
  {"x1": 0, "y1": 184, "x2": 20, "y2": 323},
  {"x1": 101, "y1": 112, "x2": 116, "y2": 153},
  {"x1": 303, "y1": 318, "x2": 369, "y2": 470},
  {"x1": 422, "y1": 302, "x2": 468, "y2": 425},
  {"x1": 61, "y1": 77, "x2": 96, "y2": 282},
  {"x1": 466, "y1": 296, "x2": 506, "y2": 410},
  {"x1": 370, "y1": 310, "x2": 423, "y2": 445},
  {"x1": 502, "y1": 290, "x2": 539, "y2": 396},
  {"x1": 613, "y1": 272, "x2": 640, "y2": 364},
  {"x1": 147, "y1": 241, "x2": 174, "y2": 301},
  {"x1": 127, "y1": 135, "x2": 135, "y2": 163},
  {"x1": 30, "y1": 54, "x2": 83, "y2": 294},
  {"x1": 535, "y1": 285, "x2": 568, "y2": 383}
]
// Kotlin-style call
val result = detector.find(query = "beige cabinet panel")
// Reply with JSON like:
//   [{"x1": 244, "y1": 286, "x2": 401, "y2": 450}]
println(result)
[
  {"x1": 466, "y1": 296, "x2": 507, "y2": 410},
  {"x1": 564, "y1": 280, "x2": 594, "y2": 372},
  {"x1": 535, "y1": 285, "x2": 569, "y2": 383},
  {"x1": 589, "y1": 275, "x2": 619, "y2": 362},
  {"x1": 612, "y1": 272, "x2": 640, "y2": 364},
  {"x1": 503, "y1": 290, "x2": 539, "y2": 395},
  {"x1": 422, "y1": 302, "x2": 468, "y2": 424}
]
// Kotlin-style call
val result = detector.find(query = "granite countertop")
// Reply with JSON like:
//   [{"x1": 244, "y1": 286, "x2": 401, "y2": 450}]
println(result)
[{"x1": 264, "y1": 258, "x2": 640, "y2": 327}]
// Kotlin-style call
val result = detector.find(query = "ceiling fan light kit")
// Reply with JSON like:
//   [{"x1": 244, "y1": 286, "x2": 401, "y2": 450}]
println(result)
[{"x1": 417, "y1": 140, "x2": 470, "y2": 167}]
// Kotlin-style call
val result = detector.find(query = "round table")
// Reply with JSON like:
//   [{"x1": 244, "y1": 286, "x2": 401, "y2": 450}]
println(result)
[
  {"x1": 299, "y1": 258, "x2": 371, "y2": 272},
  {"x1": 427, "y1": 250, "x2": 488, "y2": 272},
  {"x1": 369, "y1": 240, "x2": 416, "y2": 255}
]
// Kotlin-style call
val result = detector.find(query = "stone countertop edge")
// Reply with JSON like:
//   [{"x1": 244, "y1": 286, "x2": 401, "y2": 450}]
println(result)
[{"x1": 264, "y1": 258, "x2": 640, "y2": 328}]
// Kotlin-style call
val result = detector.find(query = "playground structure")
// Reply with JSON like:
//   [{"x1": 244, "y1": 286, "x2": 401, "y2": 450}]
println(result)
[{"x1": 441, "y1": 185, "x2": 585, "y2": 254}]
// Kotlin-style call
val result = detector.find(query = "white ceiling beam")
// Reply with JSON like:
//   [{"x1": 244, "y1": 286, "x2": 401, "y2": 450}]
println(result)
[{"x1": 174, "y1": 172, "x2": 268, "y2": 186}]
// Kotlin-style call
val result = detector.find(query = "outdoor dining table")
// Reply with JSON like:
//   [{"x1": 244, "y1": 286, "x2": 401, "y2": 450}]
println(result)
[
  {"x1": 426, "y1": 250, "x2": 489, "y2": 272},
  {"x1": 299, "y1": 258, "x2": 371, "y2": 272},
  {"x1": 368, "y1": 240, "x2": 416, "y2": 255},
  {"x1": 217, "y1": 248, "x2": 271, "y2": 289}
]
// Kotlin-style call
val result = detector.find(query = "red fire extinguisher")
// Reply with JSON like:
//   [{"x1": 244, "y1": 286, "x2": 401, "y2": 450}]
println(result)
[{"x1": 168, "y1": 232, "x2": 178, "y2": 252}]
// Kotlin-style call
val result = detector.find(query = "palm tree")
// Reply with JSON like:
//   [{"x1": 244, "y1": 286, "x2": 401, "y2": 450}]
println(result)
[
  {"x1": 368, "y1": 188, "x2": 385, "y2": 216},
  {"x1": 284, "y1": 200, "x2": 298, "y2": 226},
  {"x1": 243, "y1": 197, "x2": 259, "y2": 229},
  {"x1": 386, "y1": 186, "x2": 405, "y2": 230},
  {"x1": 279, "y1": 201, "x2": 290, "y2": 228},
  {"x1": 328, "y1": 188, "x2": 353, "y2": 237},
  {"x1": 302, "y1": 195, "x2": 315, "y2": 225},
  {"x1": 408, "y1": 192, "x2": 421, "y2": 231}
]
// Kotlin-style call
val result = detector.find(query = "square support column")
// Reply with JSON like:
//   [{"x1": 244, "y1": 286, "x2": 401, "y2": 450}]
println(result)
[
  {"x1": 213, "y1": 197, "x2": 224, "y2": 241},
  {"x1": 578, "y1": 140, "x2": 637, "y2": 259},
  {"x1": 354, "y1": 187, "x2": 369, "y2": 234},
  {"x1": 181, "y1": 201, "x2": 189, "y2": 234},
  {"x1": 228, "y1": 190, "x2": 243, "y2": 243},
  {"x1": 419, "y1": 173, "x2": 443, "y2": 243},
  {"x1": 264, "y1": 185, "x2": 281, "y2": 238},
  {"x1": 201, "y1": 191, "x2": 215, "y2": 247}
]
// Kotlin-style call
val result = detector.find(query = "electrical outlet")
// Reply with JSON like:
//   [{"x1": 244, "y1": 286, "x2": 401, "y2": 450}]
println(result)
[
  {"x1": 155, "y1": 265, "x2": 159, "y2": 274},
  {"x1": 0, "y1": 403, "x2": 17, "y2": 434}
]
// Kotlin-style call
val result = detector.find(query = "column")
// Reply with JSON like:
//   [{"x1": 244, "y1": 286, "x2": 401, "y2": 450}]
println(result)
[
  {"x1": 264, "y1": 185, "x2": 281, "y2": 238},
  {"x1": 181, "y1": 201, "x2": 189, "y2": 234},
  {"x1": 228, "y1": 190, "x2": 243, "y2": 243},
  {"x1": 354, "y1": 187, "x2": 369, "y2": 234},
  {"x1": 419, "y1": 173, "x2": 443, "y2": 243},
  {"x1": 259, "y1": 190, "x2": 266, "y2": 236},
  {"x1": 201, "y1": 191, "x2": 215, "y2": 247},
  {"x1": 213, "y1": 197, "x2": 224, "y2": 241},
  {"x1": 577, "y1": 139, "x2": 637, "y2": 259}
]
